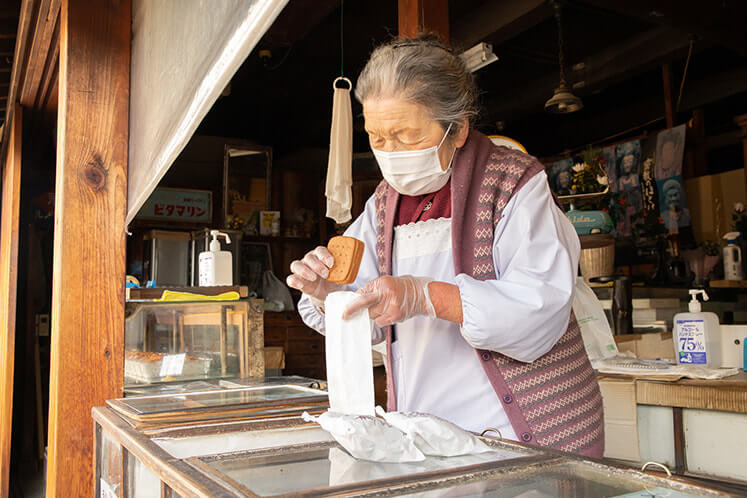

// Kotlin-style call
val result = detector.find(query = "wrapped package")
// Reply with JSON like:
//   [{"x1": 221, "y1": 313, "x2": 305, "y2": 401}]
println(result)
[
  {"x1": 302, "y1": 411, "x2": 424, "y2": 463},
  {"x1": 375, "y1": 406, "x2": 493, "y2": 457}
]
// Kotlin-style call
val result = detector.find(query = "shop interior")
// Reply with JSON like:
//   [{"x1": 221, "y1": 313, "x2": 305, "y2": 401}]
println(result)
[{"x1": 3, "y1": 0, "x2": 747, "y2": 495}]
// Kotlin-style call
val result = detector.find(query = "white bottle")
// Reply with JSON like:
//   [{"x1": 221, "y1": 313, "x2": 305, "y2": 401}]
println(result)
[
  {"x1": 198, "y1": 230, "x2": 233, "y2": 286},
  {"x1": 722, "y1": 232, "x2": 743, "y2": 280},
  {"x1": 673, "y1": 290, "x2": 721, "y2": 368}
]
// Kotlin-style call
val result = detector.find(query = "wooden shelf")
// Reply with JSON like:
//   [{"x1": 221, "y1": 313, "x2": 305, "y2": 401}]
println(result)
[
  {"x1": 709, "y1": 280, "x2": 747, "y2": 289},
  {"x1": 242, "y1": 235, "x2": 317, "y2": 244}
]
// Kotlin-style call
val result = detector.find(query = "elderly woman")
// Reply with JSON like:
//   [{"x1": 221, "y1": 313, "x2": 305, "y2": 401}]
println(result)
[{"x1": 287, "y1": 34, "x2": 604, "y2": 457}]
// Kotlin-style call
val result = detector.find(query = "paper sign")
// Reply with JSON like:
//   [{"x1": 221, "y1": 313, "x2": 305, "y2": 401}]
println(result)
[{"x1": 159, "y1": 353, "x2": 186, "y2": 377}]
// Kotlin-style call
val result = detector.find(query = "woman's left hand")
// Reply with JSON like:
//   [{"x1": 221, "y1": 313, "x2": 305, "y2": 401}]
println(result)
[{"x1": 342, "y1": 275, "x2": 436, "y2": 327}]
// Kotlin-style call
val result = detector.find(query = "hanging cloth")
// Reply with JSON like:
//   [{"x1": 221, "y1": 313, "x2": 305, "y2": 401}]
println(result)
[{"x1": 325, "y1": 77, "x2": 353, "y2": 224}]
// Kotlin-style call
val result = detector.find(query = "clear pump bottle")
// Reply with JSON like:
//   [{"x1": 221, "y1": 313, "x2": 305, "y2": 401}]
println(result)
[{"x1": 673, "y1": 290, "x2": 721, "y2": 368}]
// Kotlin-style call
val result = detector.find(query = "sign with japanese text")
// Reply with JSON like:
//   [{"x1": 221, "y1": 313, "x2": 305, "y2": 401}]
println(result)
[{"x1": 136, "y1": 187, "x2": 212, "y2": 223}]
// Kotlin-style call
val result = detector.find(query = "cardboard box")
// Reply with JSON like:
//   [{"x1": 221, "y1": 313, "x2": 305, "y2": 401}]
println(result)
[
  {"x1": 264, "y1": 346, "x2": 285, "y2": 370},
  {"x1": 598, "y1": 376, "x2": 641, "y2": 461},
  {"x1": 614, "y1": 331, "x2": 675, "y2": 360}
]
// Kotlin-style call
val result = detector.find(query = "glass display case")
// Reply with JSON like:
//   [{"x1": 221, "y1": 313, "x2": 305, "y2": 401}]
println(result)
[
  {"x1": 93, "y1": 378, "x2": 735, "y2": 498},
  {"x1": 124, "y1": 299, "x2": 264, "y2": 388}
]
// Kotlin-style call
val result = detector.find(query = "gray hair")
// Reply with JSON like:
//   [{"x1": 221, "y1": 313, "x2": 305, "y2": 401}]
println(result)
[{"x1": 354, "y1": 33, "x2": 479, "y2": 136}]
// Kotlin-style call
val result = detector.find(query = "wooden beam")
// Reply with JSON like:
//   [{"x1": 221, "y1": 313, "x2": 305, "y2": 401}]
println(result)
[
  {"x1": 20, "y1": 0, "x2": 61, "y2": 108},
  {"x1": 580, "y1": 0, "x2": 747, "y2": 58},
  {"x1": 46, "y1": 0, "x2": 129, "y2": 495},
  {"x1": 487, "y1": 27, "x2": 689, "y2": 120},
  {"x1": 0, "y1": 0, "x2": 35, "y2": 173},
  {"x1": 452, "y1": 0, "x2": 550, "y2": 49},
  {"x1": 398, "y1": 0, "x2": 449, "y2": 44},
  {"x1": 0, "y1": 105, "x2": 21, "y2": 498}
]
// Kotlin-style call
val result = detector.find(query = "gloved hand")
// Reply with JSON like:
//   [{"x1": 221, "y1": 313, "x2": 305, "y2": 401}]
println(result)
[
  {"x1": 286, "y1": 246, "x2": 341, "y2": 307},
  {"x1": 342, "y1": 275, "x2": 436, "y2": 327}
]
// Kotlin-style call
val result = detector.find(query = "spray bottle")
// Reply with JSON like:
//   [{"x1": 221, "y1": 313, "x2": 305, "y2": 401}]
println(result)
[
  {"x1": 722, "y1": 232, "x2": 743, "y2": 280},
  {"x1": 673, "y1": 290, "x2": 721, "y2": 368},
  {"x1": 198, "y1": 230, "x2": 232, "y2": 286}
]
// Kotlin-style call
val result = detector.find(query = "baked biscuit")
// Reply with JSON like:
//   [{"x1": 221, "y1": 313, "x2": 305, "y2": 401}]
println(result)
[{"x1": 325, "y1": 236, "x2": 365, "y2": 285}]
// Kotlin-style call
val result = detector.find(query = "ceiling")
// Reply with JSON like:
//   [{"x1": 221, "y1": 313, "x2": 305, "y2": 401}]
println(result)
[
  {"x1": 1, "y1": 0, "x2": 746, "y2": 163},
  {"x1": 196, "y1": 0, "x2": 747, "y2": 161}
]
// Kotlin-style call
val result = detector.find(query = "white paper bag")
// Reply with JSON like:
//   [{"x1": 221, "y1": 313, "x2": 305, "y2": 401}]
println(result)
[{"x1": 324, "y1": 291, "x2": 375, "y2": 416}]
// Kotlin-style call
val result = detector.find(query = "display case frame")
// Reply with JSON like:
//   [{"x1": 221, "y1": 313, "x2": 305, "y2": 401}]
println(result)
[{"x1": 93, "y1": 388, "x2": 737, "y2": 498}]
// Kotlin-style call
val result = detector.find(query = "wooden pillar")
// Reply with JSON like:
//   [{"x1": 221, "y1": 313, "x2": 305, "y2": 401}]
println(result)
[
  {"x1": 0, "y1": 107, "x2": 22, "y2": 498},
  {"x1": 662, "y1": 63, "x2": 675, "y2": 129},
  {"x1": 736, "y1": 114, "x2": 747, "y2": 199},
  {"x1": 398, "y1": 0, "x2": 450, "y2": 44},
  {"x1": 46, "y1": 0, "x2": 130, "y2": 496}
]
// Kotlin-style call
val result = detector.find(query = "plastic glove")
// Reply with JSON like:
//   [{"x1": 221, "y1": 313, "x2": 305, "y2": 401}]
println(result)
[
  {"x1": 342, "y1": 275, "x2": 436, "y2": 327},
  {"x1": 286, "y1": 246, "x2": 341, "y2": 307}
]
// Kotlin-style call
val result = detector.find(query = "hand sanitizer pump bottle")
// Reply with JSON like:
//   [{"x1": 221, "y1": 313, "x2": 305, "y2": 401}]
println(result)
[
  {"x1": 673, "y1": 290, "x2": 721, "y2": 368},
  {"x1": 722, "y1": 232, "x2": 744, "y2": 280},
  {"x1": 198, "y1": 230, "x2": 233, "y2": 286}
]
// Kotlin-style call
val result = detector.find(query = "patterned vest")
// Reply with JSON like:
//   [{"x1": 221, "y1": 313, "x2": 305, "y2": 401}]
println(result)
[{"x1": 373, "y1": 130, "x2": 604, "y2": 458}]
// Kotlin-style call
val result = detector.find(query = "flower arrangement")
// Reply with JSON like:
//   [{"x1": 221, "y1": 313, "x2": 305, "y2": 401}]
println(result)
[{"x1": 570, "y1": 147, "x2": 609, "y2": 195}]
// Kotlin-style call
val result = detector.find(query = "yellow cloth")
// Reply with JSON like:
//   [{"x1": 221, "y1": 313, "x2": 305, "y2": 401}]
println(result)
[{"x1": 156, "y1": 290, "x2": 240, "y2": 302}]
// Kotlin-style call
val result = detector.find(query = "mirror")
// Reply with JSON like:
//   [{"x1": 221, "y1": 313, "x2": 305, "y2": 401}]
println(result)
[{"x1": 223, "y1": 145, "x2": 272, "y2": 233}]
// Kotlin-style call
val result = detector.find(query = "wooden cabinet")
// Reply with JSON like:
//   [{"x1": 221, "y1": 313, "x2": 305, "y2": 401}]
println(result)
[{"x1": 264, "y1": 311, "x2": 325, "y2": 380}]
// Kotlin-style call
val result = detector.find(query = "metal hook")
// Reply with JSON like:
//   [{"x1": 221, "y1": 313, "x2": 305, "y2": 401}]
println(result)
[
  {"x1": 641, "y1": 461, "x2": 672, "y2": 478},
  {"x1": 480, "y1": 428, "x2": 502, "y2": 440},
  {"x1": 333, "y1": 76, "x2": 352, "y2": 91}
]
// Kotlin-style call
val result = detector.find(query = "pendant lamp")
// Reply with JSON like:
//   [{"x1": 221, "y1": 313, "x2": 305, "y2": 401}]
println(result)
[{"x1": 545, "y1": 1, "x2": 583, "y2": 114}]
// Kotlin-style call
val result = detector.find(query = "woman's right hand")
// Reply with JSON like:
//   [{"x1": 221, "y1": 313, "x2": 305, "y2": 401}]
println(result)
[{"x1": 286, "y1": 246, "x2": 341, "y2": 304}]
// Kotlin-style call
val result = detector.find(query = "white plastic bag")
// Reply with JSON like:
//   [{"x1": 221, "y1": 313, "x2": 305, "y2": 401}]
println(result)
[
  {"x1": 375, "y1": 407, "x2": 492, "y2": 457},
  {"x1": 262, "y1": 270, "x2": 294, "y2": 311},
  {"x1": 302, "y1": 411, "x2": 425, "y2": 462},
  {"x1": 572, "y1": 277, "x2": 618, "y2": 361}
]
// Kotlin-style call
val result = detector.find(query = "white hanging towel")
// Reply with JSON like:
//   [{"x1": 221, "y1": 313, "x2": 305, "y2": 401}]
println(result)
[
  {"x1": 324, "y1": 291, "x2": 375, "y2": 416},
  {"x1": 325, "y1": 77, "x2": 353, "y2": 224}
]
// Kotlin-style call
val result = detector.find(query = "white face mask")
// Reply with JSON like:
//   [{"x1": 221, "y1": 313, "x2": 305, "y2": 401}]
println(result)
[{"x1": 372, "y1": 124, "x2": 455, "y2": 196}]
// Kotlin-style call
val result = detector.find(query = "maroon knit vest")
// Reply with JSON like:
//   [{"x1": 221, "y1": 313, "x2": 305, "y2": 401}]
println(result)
[{"x1": 374, "y1": 131, "x2": 604, "y2": 458}]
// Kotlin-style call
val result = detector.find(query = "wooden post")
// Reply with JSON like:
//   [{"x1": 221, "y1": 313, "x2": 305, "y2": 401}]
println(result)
[
  {"x1": 736, "y1": 114, "x2": 747, "y2": 199},
  {"x1": 662, "y1": 63, "x2": 675, "y2": 129},
  {"x1": 0, "y1": 107, "x2": 22, "y2": 498},
  {"x1": 46, "y1": 0, "x2": 130, "y2": 496},
  {"x1": 398, "y1": 0, "x2": 450, "y2": 44}
]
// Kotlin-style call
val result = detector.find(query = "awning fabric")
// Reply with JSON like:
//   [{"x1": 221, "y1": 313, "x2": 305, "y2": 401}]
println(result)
[{"x1": 127, "y1": 0, "x2": 288, "y2": 224}]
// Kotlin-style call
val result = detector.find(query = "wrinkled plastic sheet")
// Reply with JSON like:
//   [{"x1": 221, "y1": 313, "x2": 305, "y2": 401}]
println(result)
[{"x1": 127, "y1": 0, "x2": 288, "y2": 224}]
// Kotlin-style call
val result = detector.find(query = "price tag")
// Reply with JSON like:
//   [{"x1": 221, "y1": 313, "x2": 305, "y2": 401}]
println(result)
[
  {"x1": 100, "y1": 479, "x2": 118, "y2": 498},
  {"x1": 159, "y1": 353, "x2": 186, "y2": 377}
]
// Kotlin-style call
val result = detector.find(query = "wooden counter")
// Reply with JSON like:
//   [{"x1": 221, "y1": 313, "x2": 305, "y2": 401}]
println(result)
[{"x1": 634, "y1": 371, "x2": 747, "y2": 413}]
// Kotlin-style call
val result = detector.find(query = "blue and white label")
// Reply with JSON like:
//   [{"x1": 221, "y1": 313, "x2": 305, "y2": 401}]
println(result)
[{"x1": 676, "y1": 319, "x2": 707, "y2": 364}]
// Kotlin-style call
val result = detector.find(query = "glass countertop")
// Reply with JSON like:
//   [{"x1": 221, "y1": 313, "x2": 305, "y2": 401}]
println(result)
[
  {"x1": 196, "y1": 441, "x2": 534, "y2": 496},
  {"x1": 110, "y1": 384, "x2": 328, "y2": 416}
]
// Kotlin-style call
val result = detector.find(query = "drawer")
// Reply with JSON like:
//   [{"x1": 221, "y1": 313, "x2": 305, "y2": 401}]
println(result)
[
  {"x1": 286, "y1": 340, "x2": 323, "y2": 355},
  {"x1": 285, "y1": 353, "x2": 323, "y2": 369},
  {"x1": 264, "y1": 311, "x2": 301, "y2": 326},
  {"x1": 286, "y1": 325, "x2": 320, "y2": 341},
  {"x1": 263, "y1": 327, "x2": 286, "y2": 345}
]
